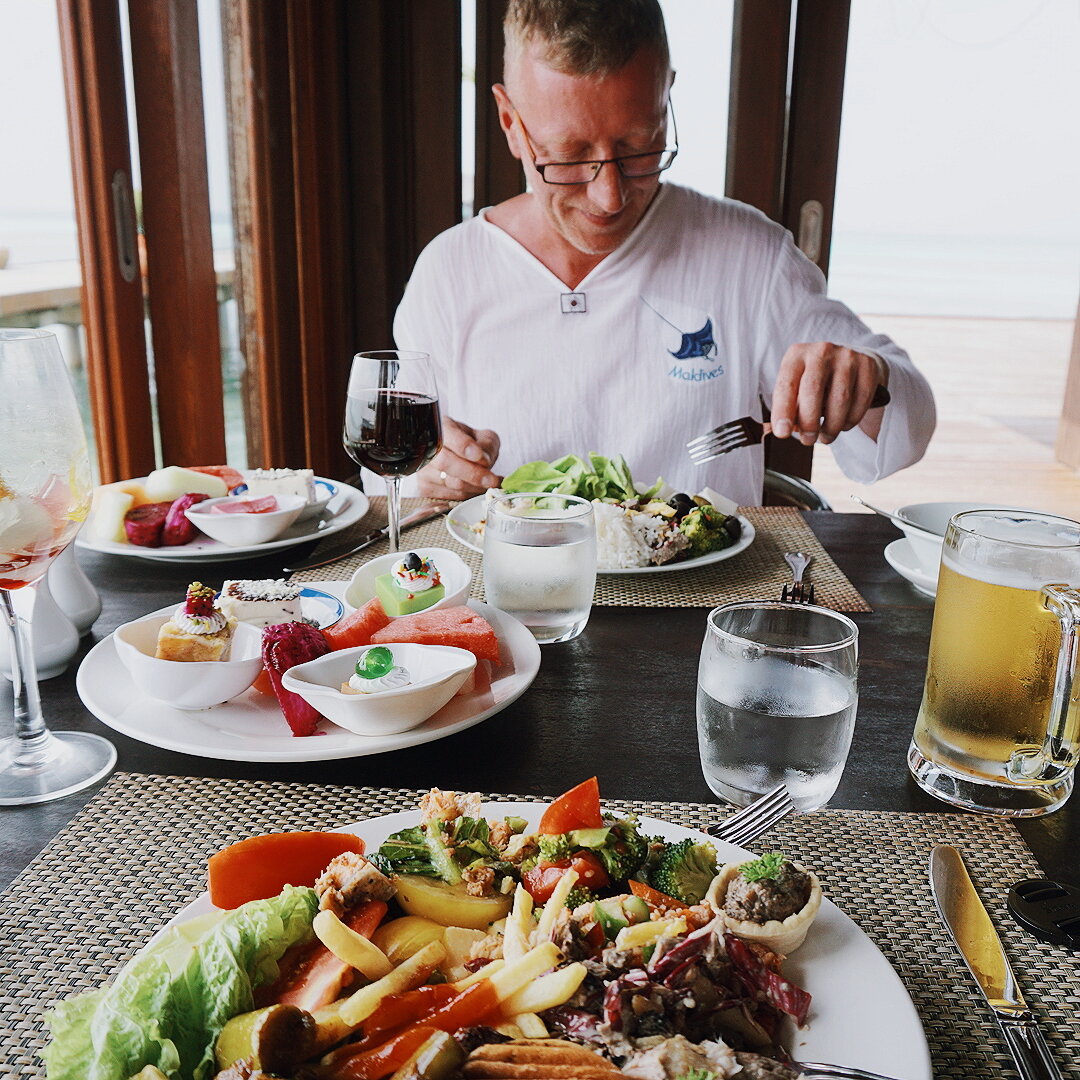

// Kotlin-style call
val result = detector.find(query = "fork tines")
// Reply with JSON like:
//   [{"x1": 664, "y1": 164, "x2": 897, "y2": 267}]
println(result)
[
  {"x1": 706, "y1": 782, "x2": 795, "y2": 846},
  {"x1": 781, "y1": 582, "x2": 816, "y2": 604},
  {"x1": 686, "y1": 416, "x2": 765, "y2": 465}
]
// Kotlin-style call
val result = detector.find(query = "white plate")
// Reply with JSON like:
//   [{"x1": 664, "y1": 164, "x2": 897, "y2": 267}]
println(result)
[
  {"x1": 446, "y1": 494, "x2": 755, "y2": 574},
  {"x1": 76, "y1": 589, "x2": 540, "y2": 761},
  {"x1": 163, "y1": 805, "x2": 930, "y2": 1080},
  {"x1": 76, "y1": 478, "x2": 369, "y2": 563},
  {"x1": 884, "y1": 538, "x2": 938, "y2": 598}
]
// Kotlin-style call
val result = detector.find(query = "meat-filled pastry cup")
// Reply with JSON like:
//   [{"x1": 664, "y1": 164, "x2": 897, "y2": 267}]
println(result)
[{"x1": 706, "y1": 858, "x2": 822, "y2": 955}]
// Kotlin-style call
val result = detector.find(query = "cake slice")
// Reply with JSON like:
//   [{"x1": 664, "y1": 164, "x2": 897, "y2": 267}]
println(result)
[
  {"x1": 244, "y1": 468, "x2": 317, "y2": 504},
  {"x1": 374, "y1": 552, "x2": 445, "y2": 616},
  {"x1": 218, "y1": 578, "x2": 303, "y2": 627},
  {"x1": 156, "y1": 582, "x2": 236, "y2": 661}
]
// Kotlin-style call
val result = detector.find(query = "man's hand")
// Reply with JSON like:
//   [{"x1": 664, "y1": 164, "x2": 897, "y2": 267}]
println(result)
[
  {"x1": 770, "y1": 343, "x2": 889, "y2": 445},
  {"x1": 417, "y1": 416, "x2": 502, "y2": 499}
]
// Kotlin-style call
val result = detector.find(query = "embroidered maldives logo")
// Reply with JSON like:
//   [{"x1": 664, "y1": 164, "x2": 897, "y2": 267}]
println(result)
[{"x1": 640, "y1": 298, "x2": 723, "y2": 382}]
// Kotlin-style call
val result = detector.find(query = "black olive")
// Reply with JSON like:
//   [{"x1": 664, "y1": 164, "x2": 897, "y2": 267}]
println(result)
[
  {"x1": 669, "y1": 493, "x2": 695, "y2": 522},
  {"x1": 403, "y1": 552, "x2": 423, "y2": 570},
  {"x1": 722, "y1": 516, "x2": 742, "y2": 541}
]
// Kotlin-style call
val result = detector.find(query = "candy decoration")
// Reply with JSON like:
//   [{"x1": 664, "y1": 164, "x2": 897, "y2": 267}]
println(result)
[{"x1": 355, "y1": 645, "x2": 395, "y2": 680}]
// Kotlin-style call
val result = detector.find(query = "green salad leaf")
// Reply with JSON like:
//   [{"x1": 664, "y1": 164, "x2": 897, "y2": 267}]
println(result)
[
  {"x1": 43, "y1": 885, "x2": 319, "y2": 1080},
  {"x1": 503, "y1": 452, "x2": 664, "y2": 502}
]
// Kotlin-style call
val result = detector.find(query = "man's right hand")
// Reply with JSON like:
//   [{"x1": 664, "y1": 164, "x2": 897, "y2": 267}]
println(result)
[{"x1": 417, "y1": 416, "x2": 502, "y2": 499}]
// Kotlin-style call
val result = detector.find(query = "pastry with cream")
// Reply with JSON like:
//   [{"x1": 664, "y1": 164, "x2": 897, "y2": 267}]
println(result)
[
  {"x1": 244, "y1": 468, "x2": 317, "y2": 504},
  {"x1": 217, "y1": 579, "x2": 302, "y2": 628},
  {"x1": 155, "y1": 582, "x2": 236, "y2": 662}
]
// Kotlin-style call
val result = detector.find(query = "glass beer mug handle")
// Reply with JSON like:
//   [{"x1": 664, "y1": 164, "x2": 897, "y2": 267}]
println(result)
[{"x1": 1014, "y1": 583, "x2": 1080, "y2": 782}]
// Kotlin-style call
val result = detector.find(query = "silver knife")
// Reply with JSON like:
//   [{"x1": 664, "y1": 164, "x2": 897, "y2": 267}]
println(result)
[
  {"x1": 282, "y1": 503, "x2": 450, "y2": 574},
  {"x1": 930, "y1": 844, "x2": 1063, "y2": 1080}
]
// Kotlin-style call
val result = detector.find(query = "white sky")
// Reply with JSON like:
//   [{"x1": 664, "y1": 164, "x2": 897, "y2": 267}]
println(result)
[{"x1": 1, "y1": 0, "x2": 1077, "y2": 315}]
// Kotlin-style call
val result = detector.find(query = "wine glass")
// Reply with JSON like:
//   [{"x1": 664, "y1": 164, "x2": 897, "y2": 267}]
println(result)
[
  {"x1": 343, "y1": 350, "x2": 442, "y2": 552},
  {"x1": 0, "y1": 329, "x2": 116, "y2": 805}
]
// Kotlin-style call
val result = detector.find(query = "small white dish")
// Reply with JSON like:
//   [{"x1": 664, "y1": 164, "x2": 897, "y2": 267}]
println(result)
[
  {"x1": 282, "y1": 643, "x2": 477, "y2": 736},
  {"x1": 344, "y1": 546, "x2": 472, "y2": 614},
  {"x1": 185, "y1": 494, "x2": 306, "y2": 547},
  {"x1": 113, "y1": 615, "x2": 263, "y2": 709},
  {"x1": 884, "y1": 538, "x2": 937, "y2": 598},
  {"x1": 296, "y1": 479, "x2": 339, "y2": 522},
  {"x1": 894, "y1": 500, "x2": 1027, "y2": 577}
]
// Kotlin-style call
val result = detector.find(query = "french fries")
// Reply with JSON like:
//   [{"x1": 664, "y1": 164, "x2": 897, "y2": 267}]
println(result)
[
  {"x1": 485, "y1": 942, "x2": 561, "y2": 1002},
  {"x1": 502, "y1": 885, "x2": 534, "y2": 962},
  {"x1": 534, "y1": 869, "x2": 578, "y2": 941},
  {"x1": 312, "y1": 909, "x2": 394, "y2": 980},
  {"x1": 501, "y1": 962, "x2": 587, "y2": 1015}
]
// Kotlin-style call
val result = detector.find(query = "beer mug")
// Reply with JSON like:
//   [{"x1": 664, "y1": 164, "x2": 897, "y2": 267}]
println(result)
[{"x1": 908, "y1": 509, "x2": 1080, "y2": 816}]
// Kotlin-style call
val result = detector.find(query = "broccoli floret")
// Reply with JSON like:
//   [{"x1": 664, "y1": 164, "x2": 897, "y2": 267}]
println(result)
[
  {"x1": 651, "y1": 838, "x2": 718, "y2": 904},
  {"x1": 564, "y1": 886, "x2": 597, "y2": 910},
  {"x1": 678, "y1": 505, "x2": 735, "y2": 557},
  {"x1": 538, "y1": 833, "x2": 573, "y2": 863},
  {"x1": 590, "y1": 815, "x2": 653, "y2": 881}
]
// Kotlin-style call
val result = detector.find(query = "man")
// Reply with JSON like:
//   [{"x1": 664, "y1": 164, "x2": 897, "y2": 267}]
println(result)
[{"x1": 394, "y1": 0, "x2": 934, "y2": 506}]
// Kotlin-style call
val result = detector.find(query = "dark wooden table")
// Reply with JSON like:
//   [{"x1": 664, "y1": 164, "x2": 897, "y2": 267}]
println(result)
[{"x1": 2, "y1": 513, "x2": 1076, "y2": 891}]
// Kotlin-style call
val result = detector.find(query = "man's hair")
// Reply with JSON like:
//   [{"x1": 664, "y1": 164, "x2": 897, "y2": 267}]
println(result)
[{"x1": 504, "y1": 0, "x2": 670, "y2": 78}]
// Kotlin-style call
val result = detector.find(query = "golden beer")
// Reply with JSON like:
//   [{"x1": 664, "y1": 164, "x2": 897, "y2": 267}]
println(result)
[{"x1": 913, "y1": 561, "x2": 1080, "y2": 784}]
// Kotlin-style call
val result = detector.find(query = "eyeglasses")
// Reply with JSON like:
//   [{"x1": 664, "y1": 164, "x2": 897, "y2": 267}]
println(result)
[{"x1": 512, "y1": 101, "x2": 678, "y2": 186}]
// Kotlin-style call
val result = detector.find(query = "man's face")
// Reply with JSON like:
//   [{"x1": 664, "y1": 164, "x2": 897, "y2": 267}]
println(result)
[{"x1": 498, "y1": 45, "x2": 672, "y2": 258}]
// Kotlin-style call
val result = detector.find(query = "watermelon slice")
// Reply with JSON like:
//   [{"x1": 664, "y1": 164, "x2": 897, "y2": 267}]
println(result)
[
  {"x1": 185, "y1": 464, "x2": 246, "y2": 492},
  {"x1": 323, "y1": 597, "x2": 392, "y2": 651},
  {"x1": 370, "y1": 605, "x2": 500, "y2": 664}
]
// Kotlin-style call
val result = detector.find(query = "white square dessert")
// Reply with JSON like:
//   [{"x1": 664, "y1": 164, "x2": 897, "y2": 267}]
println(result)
[
  {"x1": 245, "y1": 468, "x2": 317, "y2": 504},
  {"x1": 218, "y1": 579, "x2": 302, "y2": 628}
]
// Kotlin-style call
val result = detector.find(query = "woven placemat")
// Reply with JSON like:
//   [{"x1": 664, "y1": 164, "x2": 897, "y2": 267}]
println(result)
[
  {"x1": 294, "y1": 499, "x2": 871, "y2": 612},
  {"x1": 3, "y1": 774, "x2": 1077, "y2": 1078}
]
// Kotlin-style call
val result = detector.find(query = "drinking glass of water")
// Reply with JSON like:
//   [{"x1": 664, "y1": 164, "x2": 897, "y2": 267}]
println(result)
[
  {"x1": 483, "y1": 492, "x2": 596, "y2": 644},
  {"x1": 696, "y1": 601, "x2": 859, "y2": 812}
]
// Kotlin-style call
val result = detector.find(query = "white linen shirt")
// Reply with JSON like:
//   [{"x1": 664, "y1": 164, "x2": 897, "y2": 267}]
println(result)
[{"x1": 393, "y1": 183, "x2": 935, "y2": 505}]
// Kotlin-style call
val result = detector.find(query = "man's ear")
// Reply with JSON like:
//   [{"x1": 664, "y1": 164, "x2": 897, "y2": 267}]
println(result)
[{"x1": 492, "y1": 83, "x2": 523, "y2": 160}]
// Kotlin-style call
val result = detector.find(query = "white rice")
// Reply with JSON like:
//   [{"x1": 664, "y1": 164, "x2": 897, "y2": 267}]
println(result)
[{"x1": 592, "y1": 501, "x2": 667, "y2": 569}]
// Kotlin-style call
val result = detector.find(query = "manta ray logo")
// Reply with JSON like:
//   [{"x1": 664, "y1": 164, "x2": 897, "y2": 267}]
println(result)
[
  {"x1": 669, "y1": 318, "x2": 717, "y2": 360},
  {"x1": 639, "y1": 297, "x2": 719, "y2": 362}
]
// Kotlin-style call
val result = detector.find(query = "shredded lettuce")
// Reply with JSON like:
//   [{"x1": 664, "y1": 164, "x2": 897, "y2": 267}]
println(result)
[{"x1": 43, "y1": 885, "x2": 319, "y2": 1080}]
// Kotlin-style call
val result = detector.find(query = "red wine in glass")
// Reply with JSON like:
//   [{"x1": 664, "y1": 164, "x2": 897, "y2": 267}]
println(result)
[
  {"x1": 344, "y1": 350, "x2": 442, "y2": 552},
  {"x1": 344, "y1": 390, "x2": 441, "y2": 477}
]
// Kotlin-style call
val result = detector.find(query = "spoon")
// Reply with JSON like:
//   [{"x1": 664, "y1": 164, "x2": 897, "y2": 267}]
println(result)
[{"x1": 849, "y1": 495, "x2": 912, "y2": 529}]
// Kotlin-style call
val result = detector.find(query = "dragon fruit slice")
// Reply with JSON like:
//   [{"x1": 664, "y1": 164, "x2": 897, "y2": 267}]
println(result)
[
  {"x1": 123, "y1": 502, "x2": 173, "y2": 546},
  {"x1": 162, "y1": 492, "x2": 209, "y2": 545},
  {"x1": 262, "y1": 621, "x2": 331, "y2": 736}
]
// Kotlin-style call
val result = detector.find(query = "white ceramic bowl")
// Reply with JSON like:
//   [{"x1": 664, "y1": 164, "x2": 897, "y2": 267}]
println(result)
[
  {"x1": 296, "y1": 479, "x2": 338, "y2": 522},
  {"x1": 894, "y1": 501, "x2": 1026, "y2": 576},
  {"x1": 344, "y1": 546, "x2": 472, "y2": 614},
  {"x1": 113, "y1": 615, "x2": 263, "y2": 709},
  {"x1": 185, "y1": 493, "x2": 306, "y2": 547},
  {"x1": 281, "y1": 643, "x2": 476, "y2": 736}
]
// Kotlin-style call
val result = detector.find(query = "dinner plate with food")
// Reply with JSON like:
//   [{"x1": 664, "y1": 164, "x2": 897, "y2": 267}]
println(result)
[
  {"x1": 42, "y1": 779, "x2": 930, "y2": 1080},
  {"x1": 77, "y1": 465, "x2": 369, "y2": 563},
  {"x1": 76, "y1": 567, "x2": 540, "y2": 761},
  {"x1": 445, "y1": 452, "x2": 754, "y2": 574}
]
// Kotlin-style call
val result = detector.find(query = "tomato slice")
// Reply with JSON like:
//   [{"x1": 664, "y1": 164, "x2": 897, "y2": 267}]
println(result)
[
  {"x1": 521, "y1": 851, "x2": 609, "y2": 904},
  {"x1": 538, "y1": 776, "x2": 603, "y2": 834}
]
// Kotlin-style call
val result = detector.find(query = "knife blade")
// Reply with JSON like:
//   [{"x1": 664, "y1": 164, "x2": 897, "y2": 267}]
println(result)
[
  {"x1": 282, "y1": 503, "x2": 450, "y2": 574},
  {"x1": 930, "y1": 844, "x2": 1063, "y2": 1080}
]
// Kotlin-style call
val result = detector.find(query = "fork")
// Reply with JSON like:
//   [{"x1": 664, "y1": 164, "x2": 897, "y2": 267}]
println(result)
[
  {"x1": 790, "y1": 1060, "x2": 903, "y2": 1080},
  {"x1": 782, "y1": 551, "x2": 814, "y2": 604},
  {"x1": 705, "y1": 782, "x2": 795, "y2": 846},
  {"x1": 687, "y1": 387, "x2": 891, "y2": 465}
]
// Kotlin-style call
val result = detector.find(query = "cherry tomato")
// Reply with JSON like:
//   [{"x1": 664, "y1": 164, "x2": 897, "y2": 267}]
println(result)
[{"x1": 521, "y1": 852, "x2": 610, "y2": 904}]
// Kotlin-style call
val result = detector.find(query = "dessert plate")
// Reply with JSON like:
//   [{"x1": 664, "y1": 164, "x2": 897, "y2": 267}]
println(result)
[
  {"x1": 77, "y1": 478, "x2": 369, "y2": 564},
  {"x1": 446, "y1": 494, "x2": 755, "y2": 574},
  {"x1": 76, "y1": 588, "x2": 540, "y2": 762},
  {"x1": 163, "y1": 805, "x2": 931, "y2": 1080},
  {"x1": 884, "y1": 538, "x2": 937, "y2": 598}
]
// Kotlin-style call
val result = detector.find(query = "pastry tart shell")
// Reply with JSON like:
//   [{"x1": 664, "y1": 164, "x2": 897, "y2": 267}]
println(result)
[{"x1": 705, "y1": 860, "x2": 822, "y2": 955}]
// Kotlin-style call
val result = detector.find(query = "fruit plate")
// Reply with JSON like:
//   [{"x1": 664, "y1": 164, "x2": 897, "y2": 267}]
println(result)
[
  {"x1": 76, "y1": 588, "x2": 540, "y2": 761},
  {"x1": 163, "y1": 805, "x2": 931, "y2": 1080},
  {"x1": 76, "y1": 478, "x2": 369, "y2": 563},
  {"x1": 446, "y1": 494, "x2": 755, "y2": 574}
]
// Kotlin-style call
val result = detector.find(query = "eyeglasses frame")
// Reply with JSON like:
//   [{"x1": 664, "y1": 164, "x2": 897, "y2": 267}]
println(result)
[{"x1": 510, "y1": 98, "x2": 679, "y2": 186}]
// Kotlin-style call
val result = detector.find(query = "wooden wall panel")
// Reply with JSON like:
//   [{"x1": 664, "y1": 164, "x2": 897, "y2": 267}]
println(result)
[
  {"x1": 128, "y1": 0, "x2": 225, "y2": 467},
  {"x1": 57, "y1": 0, "x2": 155, "y2": 482}
]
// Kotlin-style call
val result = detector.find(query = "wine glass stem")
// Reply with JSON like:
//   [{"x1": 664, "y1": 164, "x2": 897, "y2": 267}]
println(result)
[
  {"x1": 1, "y1": 586, "x2": 51, "y2": 765},
  {"x1": 386, "y1": 475, "x2": 403, "y2": 553}
]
